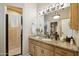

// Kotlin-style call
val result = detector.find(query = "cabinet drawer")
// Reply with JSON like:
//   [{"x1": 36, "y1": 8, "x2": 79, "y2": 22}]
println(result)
[{"x1": 55, "y1": 47, "x2": 75, "y2": 56}]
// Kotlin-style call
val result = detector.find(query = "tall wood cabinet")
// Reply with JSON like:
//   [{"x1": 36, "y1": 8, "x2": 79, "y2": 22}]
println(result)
[{"x1": 70, "y1": 3, "x2": 79, "y2": 30}]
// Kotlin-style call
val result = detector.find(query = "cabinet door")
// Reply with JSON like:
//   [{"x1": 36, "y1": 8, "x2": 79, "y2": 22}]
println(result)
[
  {"x1": 29, "y1": 42, "x2": 35, "y2": 55},
  {"x1": 35, "y1": 45, "x2": 53, "y2": 56},
  {"x1": 42, "y1": 48, "x2": 53, "y2": 56},
  {"x1": 35, "y1": 46, "x2": 42, "y2": 56},
  {"x1": 70, "y1": 3, "x2": 78, "y2": 30},
  {"x1": 8, "y1": 12, "x2": 22, "y2": 56}
]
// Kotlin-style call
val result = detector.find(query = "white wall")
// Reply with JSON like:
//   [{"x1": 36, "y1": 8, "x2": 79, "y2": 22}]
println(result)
[
  {"x1": 0, "y1": 4, "x2": 6, "y2": 56},
  {"x1": 23, "y1": 3, "x2": 37, "y2": 55}
]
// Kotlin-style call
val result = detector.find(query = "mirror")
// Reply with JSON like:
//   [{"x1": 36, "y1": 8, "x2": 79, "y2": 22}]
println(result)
[
  {"x1": 44, "y1": 6, "x2": 72, "y2": 38},
  {"x1": 61, "y1": 19, "x2": 73, "y2": 37}
]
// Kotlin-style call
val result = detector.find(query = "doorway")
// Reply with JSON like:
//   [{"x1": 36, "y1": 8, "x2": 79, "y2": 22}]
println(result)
[{"x1": 6, "y1": 6, "x2": 23, "y2": 56}]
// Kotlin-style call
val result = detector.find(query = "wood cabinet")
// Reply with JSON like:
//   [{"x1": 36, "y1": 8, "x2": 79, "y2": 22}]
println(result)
[
  {"x1": 29, "y1": 40, "x2": 35, "y2": 55},
  {"x1": 29, "y1": 38, "x2": 78, "y2": 56},
  {"x1": 70, "y1": 3, "x2": 78, "y2": 30},
  {"x1": 29, "y1": 39, "x2": 54, "y2": 56},
  {"x1": 55, "y1": 47, "x2": 75, "y2": 56}
]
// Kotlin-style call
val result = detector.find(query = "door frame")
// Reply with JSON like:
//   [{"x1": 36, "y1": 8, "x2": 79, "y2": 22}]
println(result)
[{"x1": 6, "y1": 14, "x2": 23, "y2": 56}]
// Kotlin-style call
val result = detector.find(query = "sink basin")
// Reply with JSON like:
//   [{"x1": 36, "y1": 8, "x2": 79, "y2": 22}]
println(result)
[
  {"x1": 35, "y1": 36, "x2": 40, "y2": 39},
  {"x1": 42, "y1": 38, "x2": 52, "y2": 41},
  {"x1": 34, "y1": 36, "x2": 52, "y2": 41}
]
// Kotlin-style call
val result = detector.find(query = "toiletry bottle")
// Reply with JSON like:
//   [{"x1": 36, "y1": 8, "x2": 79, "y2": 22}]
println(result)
[
  {"x1": 54, "y1": 32, "x2": 59, "y2": 40},
  {"x1": 70, "y1": 36, "x2": 73, "y2": 45}
]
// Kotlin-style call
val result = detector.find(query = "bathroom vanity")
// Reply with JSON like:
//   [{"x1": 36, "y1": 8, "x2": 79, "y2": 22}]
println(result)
[
  {"x1": 29, "y1": 3, "x2": 79, "y2": 56},
  {"x1": 29, "y1": 36, "x2": 79, "y2": 56}
]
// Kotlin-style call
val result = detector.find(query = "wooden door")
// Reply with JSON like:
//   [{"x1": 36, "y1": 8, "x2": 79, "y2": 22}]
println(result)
[
  {"x1": 6, "y1": 6, "x2": 23, "y2": 56},
  {"x1": 8, "y1": 10, "x2": 22, "y2": 56}
]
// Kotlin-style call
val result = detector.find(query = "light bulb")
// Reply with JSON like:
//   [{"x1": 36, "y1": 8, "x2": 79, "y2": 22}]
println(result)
[{"x1": 53, "y1": 15, "x2": 60, "y2": 19}]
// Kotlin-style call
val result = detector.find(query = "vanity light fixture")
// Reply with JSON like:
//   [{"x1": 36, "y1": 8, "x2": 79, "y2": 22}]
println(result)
[{"x1": 53, "y1": 12, "x2": 60, "y2": 19}]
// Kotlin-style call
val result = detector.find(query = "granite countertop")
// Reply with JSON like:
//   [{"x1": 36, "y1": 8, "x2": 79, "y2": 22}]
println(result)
[{"x1": 29, "y1": 36, "x2": 79, "y2": 52}]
